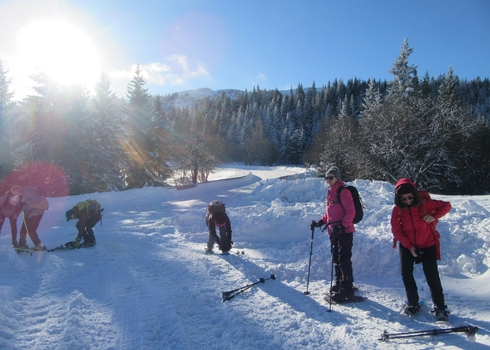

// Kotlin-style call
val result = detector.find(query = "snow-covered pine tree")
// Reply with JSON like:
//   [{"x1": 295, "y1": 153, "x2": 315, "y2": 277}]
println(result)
[{"x1": 388, "y1": 38, "x2": 418, "y2": 97}]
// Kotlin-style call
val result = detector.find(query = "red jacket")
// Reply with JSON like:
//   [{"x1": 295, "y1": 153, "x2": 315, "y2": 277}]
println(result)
[
  {"x1": 320, "y1": 180, "x2": 356, "y2": 234},
  {"x1": 391, "y1": 180, "x2": 451, "y2": 251}
]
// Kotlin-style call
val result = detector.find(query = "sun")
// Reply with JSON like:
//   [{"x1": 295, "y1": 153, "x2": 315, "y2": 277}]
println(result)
[{"x1": 16, "y1": 19, "x2": 101, "y2": 87}]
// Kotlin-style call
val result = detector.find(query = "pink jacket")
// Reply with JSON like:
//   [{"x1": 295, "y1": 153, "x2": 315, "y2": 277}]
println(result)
[{"x1": 320, "y1": 180, "x2": 356, "y2": 234}]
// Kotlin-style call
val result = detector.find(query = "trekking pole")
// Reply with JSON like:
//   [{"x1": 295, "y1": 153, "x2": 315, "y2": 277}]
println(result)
[
  {"x1": 379, "y1": 325, "x2": 478, "y2": 341},
  {"x1": 222, "y1": 274, "x2": 276, "y2": 302},
  {"x1": 304, "y1": 226, "x2": 315, "y2": 295},
  {"x1": 328, "y1": 233, "x2": 336, "y2": 312},
  {"x1": 327, "y1": 228, "x2": 337, "y2": 313},
  {"x1": 22, "y1": 212, "x2": 30, "y2": 244},
  {"x1": 222, "y1": 274, "x2": 276, "y2": 301}
]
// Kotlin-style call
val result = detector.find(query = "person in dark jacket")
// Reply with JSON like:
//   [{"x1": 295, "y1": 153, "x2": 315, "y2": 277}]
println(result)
[
  {"x1": 19, "y1": 186, "x2": 49, "y2": 251},
  {"x1": 0, "y1": 185, "x2": 24, "y2": 248},
  {"x1": 391, "y1": 178, "x2": 452, "y2": 321},
  {"x1": 311, "y1": 166, "x2": 357, "y2": 303},
  {"x1": 205, "y1": 209, "x2": 232, "y2": 255},
  {"x1": 65, "y1": 200, "x2": 102, "y2": 248}
]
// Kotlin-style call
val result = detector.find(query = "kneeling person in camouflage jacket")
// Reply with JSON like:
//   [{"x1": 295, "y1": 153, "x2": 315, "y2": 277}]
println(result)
[{"x1": 66, "y1": 200, "x2": 103, "y2": 248}]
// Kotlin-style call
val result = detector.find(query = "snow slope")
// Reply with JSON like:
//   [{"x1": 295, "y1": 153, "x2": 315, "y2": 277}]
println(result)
[{"x1": 1, "y1": 164, "x2": 489, "y2": 349}]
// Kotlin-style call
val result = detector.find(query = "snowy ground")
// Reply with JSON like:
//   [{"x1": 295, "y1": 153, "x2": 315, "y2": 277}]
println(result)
[{"x1": 1, "y1": 164, "x2": 489, "y2": 349}]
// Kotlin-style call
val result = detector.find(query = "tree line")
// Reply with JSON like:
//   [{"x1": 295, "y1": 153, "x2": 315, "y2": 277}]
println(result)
[{"x1": 0, "y1": 39, "x2": 489, "y2": 196}]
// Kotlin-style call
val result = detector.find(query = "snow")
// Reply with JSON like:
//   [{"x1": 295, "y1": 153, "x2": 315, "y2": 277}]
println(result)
[{"x1": 1, "y1": 164, "x2": 489, "y2": 349}]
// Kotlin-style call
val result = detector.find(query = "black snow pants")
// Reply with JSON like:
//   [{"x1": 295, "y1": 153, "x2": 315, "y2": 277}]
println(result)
[{"x1": 400, "y1": 244, "x2": 445, "y2": 309}]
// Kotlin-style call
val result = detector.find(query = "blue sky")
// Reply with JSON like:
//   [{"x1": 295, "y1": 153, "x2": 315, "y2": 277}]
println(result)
[{"x1": 1, "y1": 0, "x2": 489, "y2": 100}]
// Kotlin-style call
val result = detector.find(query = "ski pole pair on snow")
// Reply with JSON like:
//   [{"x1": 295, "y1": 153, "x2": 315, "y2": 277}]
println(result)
[
  {"x1": 222, "y1": 274, "x2": 276, "y2": 302},
  {"x1": 379, "y1": 325, "x2": 478, "y2": 341}
]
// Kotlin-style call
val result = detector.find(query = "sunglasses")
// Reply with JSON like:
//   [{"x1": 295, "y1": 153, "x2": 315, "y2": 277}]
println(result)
[
  {"x1": 400, "y1": 195, "x2": 414, "y2": 202},
  {"x1": 325, "y1": 176, "x2": 335, "y2": 180}
]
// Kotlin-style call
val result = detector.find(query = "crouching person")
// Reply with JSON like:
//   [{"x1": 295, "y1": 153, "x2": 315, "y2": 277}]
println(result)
[
  {"x1": 19, "y1": 186, "x2": 49, "y2": 251},
  {"x1": 66, "y1": 200, "x2": 103, "y2": 248},
  {"x1": 205, "y1": 200, "x2": 232, "y2": 255}
]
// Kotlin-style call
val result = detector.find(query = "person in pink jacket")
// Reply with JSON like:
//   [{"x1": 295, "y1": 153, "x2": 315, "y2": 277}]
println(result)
[
  {"x1": 311, "y1": 166, "x2": 357, "y2": 303},
  {"x1": 391, "y1": 178, "x2": 452, "y2": 321},
  {"x1": 0, "y1": 185, "x2": 24, "y2": 248}
]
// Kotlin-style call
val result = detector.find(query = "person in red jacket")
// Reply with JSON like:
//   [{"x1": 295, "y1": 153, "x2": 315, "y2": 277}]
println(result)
[
  {"x1": 391, "y1": 178, "x2": 451, "y2": 321},
  {"x1": 311, "y1": 166, "x2": 357, "y2": 303}
]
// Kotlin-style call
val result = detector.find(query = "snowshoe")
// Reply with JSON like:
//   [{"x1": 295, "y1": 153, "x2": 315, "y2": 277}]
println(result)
[
  {"x1": 329, "y1": 284, "x2": 359, "y2": 295},
  {"x1": 63, "y1": 241, "x2": 79, "y2": 249},
  {"x1": 403, "y1": 303, "x2": 422, "y2": 316},
  {"x1": 325, "y1": 292, "x2": 366, "y2": 304},
  {"x1": 14, "y1": 245, "x2": 46, "y2": 255},
  {"x1": 432, "y1": 308, "x2": 450, "y2": 322}
]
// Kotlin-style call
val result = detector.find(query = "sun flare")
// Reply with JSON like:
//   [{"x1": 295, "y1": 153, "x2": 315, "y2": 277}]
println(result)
[{"x1": 16, "y1": 19, "x2": 101, "y2": 87}]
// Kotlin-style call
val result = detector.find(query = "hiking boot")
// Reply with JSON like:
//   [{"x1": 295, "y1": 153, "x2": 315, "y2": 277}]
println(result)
[
  {"x1": 330, "y1": 284, "x2": 359, "y2": 295},
  {"x1": 330, "y1": 292, "x2": 356, "y2": 303},
  {"x1": 205, "y1": 248, "x2": 214, "y2": 254},
  {"x1": 433, "y1": 307, "x2": 450, "y2": 321},
  {"x1": 403, "y1": 303, "x2": 421, "y2": 316}
]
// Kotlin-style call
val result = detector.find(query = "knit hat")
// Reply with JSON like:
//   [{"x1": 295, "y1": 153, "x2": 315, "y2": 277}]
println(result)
[
  {"x1": 326, "y1": 166, "x2": 341, "y2": 181},
  {"x1": 66, "y1": 209, "x2": 73, "y2": 222}
]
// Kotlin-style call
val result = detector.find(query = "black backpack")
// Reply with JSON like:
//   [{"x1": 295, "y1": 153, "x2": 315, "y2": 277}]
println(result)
[
  {"x1": 337, "y1": 186, "x2": 364, "y2": 224},
  {"x1": 205, "y1": 200, "x2": 226, "y2": 227},
  {"x1": 207, "y1": 200, "x2": 226, "y2": 215}
]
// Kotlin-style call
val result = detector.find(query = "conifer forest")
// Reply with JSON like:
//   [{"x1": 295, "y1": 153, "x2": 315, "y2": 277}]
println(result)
[{"x1": 1, "y1": 40, "x2": 489, "y2": 195}]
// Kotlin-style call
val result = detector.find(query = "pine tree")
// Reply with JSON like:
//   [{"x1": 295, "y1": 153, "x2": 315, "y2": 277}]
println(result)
[
  {"x1": 123, "y1": 64, "x2": 159, "y2": 188},
  {"x1": 388, "y1": 38, "x2": 418, "y2": 96},
  {"x1": 14, "y1": 71, "x2": 93, "y2": 194},
  {"x1": 420, "y1": 72, "x2": 433, "y2": 99},
  {"x1": 90, "y1": 71, "x2": 126, "y2": 191},
  {"x1": 243, "y1": 118, "x2": 276, "y2": 165},
  {"x1": 0, "y1": 60, "x2": 15, "y2": 179},
  {"x1": 437, "y1": 66, "x2": 460, "y2": 104},
  {"x1": 0, "y1": 60, "x2": 14, "y2": 126},
  {"x1": 360, "y1": 79, "x2": 382, "y2": 119}
]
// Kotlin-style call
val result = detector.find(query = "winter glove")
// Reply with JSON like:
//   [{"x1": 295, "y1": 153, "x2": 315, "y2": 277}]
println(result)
[
  {"x1": 310, "y1": 220, "x2": 324, "y2": 230},
  {"x1": 73, "y1": 237, "x2": 81, "y2": 248},
  {"x1": 332, "y1": 225, "x2": 345, "y2": 235}
]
